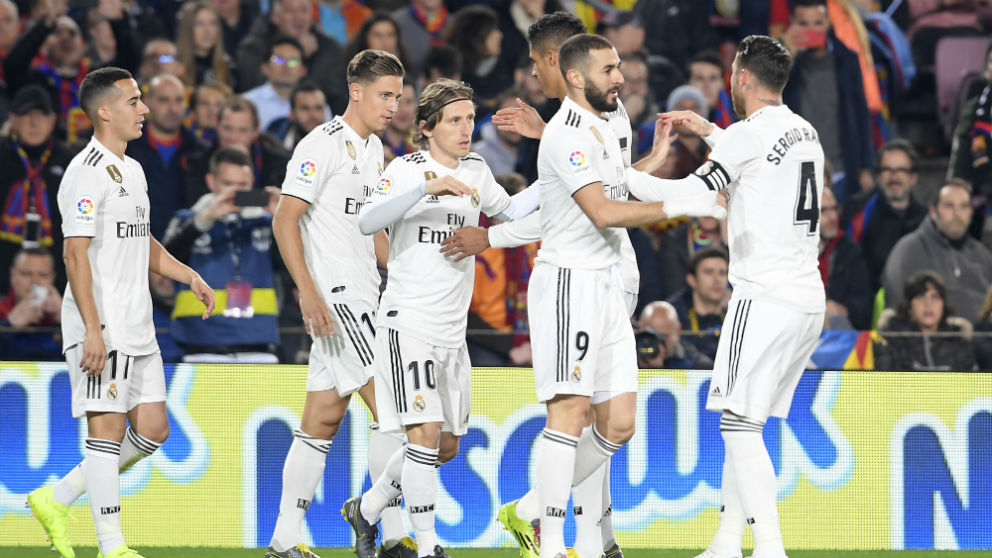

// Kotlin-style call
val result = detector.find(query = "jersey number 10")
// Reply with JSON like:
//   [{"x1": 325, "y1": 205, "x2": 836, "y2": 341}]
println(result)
[{"x1": 794, "y1": 161, "x2": 819, "y2": 235}]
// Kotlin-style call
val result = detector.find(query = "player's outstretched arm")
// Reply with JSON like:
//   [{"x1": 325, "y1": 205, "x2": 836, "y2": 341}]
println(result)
[
  {"x1": 64, "y1": 237, "x2": 106, "y2": 375},
  {"x1": 149, "y1": 237, "x2": 215, "y2": 320},
  {"x1": 272, "y1": 194, "x2": 334, "y2": 338},
  {"x1": 492, "y1": 98, "x2": 546, "y2": 139},
  {"x1": 659, "y1": 110, "x2": 724, "y2": 148},
  {"x1": 632, "y1": 117, "x2": 677, "y2": 174},
  {"x1": 358, "y1": 175, "x2": 472, "y2": 235},
  {"x1": 574, "y1": 181, "x2": 723, "y2": 228}
]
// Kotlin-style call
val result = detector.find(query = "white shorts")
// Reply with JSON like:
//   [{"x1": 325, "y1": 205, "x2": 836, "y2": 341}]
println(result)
[
  {"x1": 373, "y1": 328, "x2": 471, "y2": 436},
  {"x1": 706, "y1": 297, "x2": 823, "y2": 421},
  {"x1": 528, "y1": 264, "x2": 638, "y2": 403},
  {"x1": 67, "y1": 347, "x2": 165, "y2": 419},
  {"x1": 307, "y1": 301, "x2": 377, "y2": 396}
]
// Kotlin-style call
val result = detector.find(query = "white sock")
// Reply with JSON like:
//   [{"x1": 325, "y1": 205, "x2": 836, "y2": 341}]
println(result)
[
  {"x1": 84, "y1": 438, "x2": 125, "y2": 554},
  {"x1": 402, "y1": 444, "x2": 440, "y2": 557},
  {"x1": 362, "y1": 445, "x2": 405, "y2": 524},
  {"x1": 369, "y1": 424, "x2": 407, "y2": 546},
  {"x1": 537, "y1": 428, "x2": 577, "y2": 558},
  {"x1": 572, "y1": 459, "x2": 606, "y2": 558},
  {"x1": 572, "y1": 425, "x2": 621, "y2": 486},
  {"x1": 53, "y1": 428, "x2": 162, "y2": 507},
  {"x1": 721, "y1": 415, "x2": 786, "y2": 558},
  {"x1": 708, "y1": 451, "x2": 746, "y2": 557},
  {"x1": 515, "y1": 486, "x2": 540, "y2": 522},
  {"x1": 269, "y1": 429, "x2": 331, "y2": 552},
  {"x1": 600, "y1": 458, "x2": 616, "y2": 550}
]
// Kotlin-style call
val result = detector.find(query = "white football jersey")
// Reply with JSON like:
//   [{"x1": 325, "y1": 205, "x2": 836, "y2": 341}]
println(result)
[
  {"x1": 604, "y1": 100, "x2": 639, "y2": 296},
  {"x1": 702, "y1": 105, "x2": 825, "y2": 312},
  {"x1": 281, "y1": 116, "x2": 384, "y2": 310},
  {"x1": 369, "y1": 150, "x2": 511, "y2": 348},
  {"x1": 536, "y1": 96, "x2": 627, "y2": 270},
  {"x1": 59, "y1": 137, "x2": 157, "y2": 355}
]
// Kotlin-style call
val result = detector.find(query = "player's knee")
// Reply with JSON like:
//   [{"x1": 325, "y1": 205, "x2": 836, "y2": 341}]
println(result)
[
  {"x1": 609, "y1": 422, "x2": 635, "y2": 445},
  {"x1": 141, "y1": 423, "x2": 169, "y2": 445},
  {"x1": 438, "y1": 443, "x2": 459, "y2": 463}
]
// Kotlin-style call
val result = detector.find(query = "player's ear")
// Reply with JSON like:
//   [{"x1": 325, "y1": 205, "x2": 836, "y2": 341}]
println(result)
[
  {"x1": 566, "y1": 68, "x2": 583, "y2": 89},
  {"x1": 348, "y1": 81, "x2": 362, "y2": 103},
  {"x1": 419, "y1": 119, "x2": 431, "y2": 139},
  {"x1": 546, "y1": 49, "x2": 557, "y2": 68}
]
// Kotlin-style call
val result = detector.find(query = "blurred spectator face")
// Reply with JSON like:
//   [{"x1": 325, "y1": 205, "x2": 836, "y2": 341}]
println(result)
[
  {"x1": 0, "y1": 1, "x2": 17, "y2": 53},
  {"x1": 263, "y1": 43, "x2": 306, "y2": 88},
  {"x1": 638, "y1": 302, "x2": 680, "y2": 366},
  {"x1": 89, "y1": 16, "x2": 115, "y2": 54},
  {"x1": 484, "y1": 28, "x2": 503, "y2": 57},
  {"x1": 388, "y1": 83, "x2": 416, "y2": 134},
  {"x1": 687, "y1": 255, "x2": 728, "y2": 308},
  {"x1": 620, "y1": 58, "x2": 649, "y2": 100},
  {"x1": 274, "y1": 0, "x2": 313, "y2": 38},
  {"x1": 602, "y1": 22, "x2": 644, "y2": 57},
  {"x1": 206, "y1": 161, "x2": 253, "y2": 196},
  {"x1": 791, "y1": 4, "x2": 830, "y2": 53},
  {"x1": 495, "y1": 96, "x2": 521, "y2": 146},
  {"x1": 10, "y1": 252, "x2": 55, "y2": 302},
  {"x1": 876, "y1": 148, "x2": 917, "y2": 205},
  {"x1": 45, "y1": 16, "x2": 83, "y2": 67},
  {"x1": 909, "y1": 283, "x2": 944, "y2": 332},
  {"x1": 689, "y1": 60, "x2": 723, "y2": 110},
  {"x1": 367, "y1": 20, "x2": 399, "y2": 54},
  {"x1": 218, "y1": 109, "x2": 259, "y2": 149},
  {"x1": 933, "y1": 185, "x2": 972, "y2": 241},
  {"x1": 147, "y1": 77, "x2": 187, "y2": 135},
  {"x1": 425, "y1": 100, "x2": 475, "y2": 161},
  {"x1": 142, "y1": 40, "x2": 186, "y2": 79},
  {"x1": 819, "y1": 187, "x2": 839, "y2": 241},
  {"x1": 12, "y1": 108, "x2": 57, "y2": 146},
  {"x1": 193, "y1": 7, "x2": 221, "y2": 55},
  {"x1": 291, "y1": 89, "x2": 327, "y2": 134},
  {"x1": 211, "y1": 0, "x2": 239, "y2": 16},
  {"x1": 193, "y1": 85, "x2": 228, "y2": 130}
]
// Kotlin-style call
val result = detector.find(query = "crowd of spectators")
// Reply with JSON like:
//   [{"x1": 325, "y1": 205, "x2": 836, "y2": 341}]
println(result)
[{"x1": 1, "y1": 0, "x2": 992, "y2": 371}]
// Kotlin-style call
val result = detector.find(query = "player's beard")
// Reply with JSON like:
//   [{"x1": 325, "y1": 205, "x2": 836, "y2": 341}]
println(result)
[
  {"x1": 586, "y1": 79, "x2": 621, "y2": 113},
  {"x1": 731, "y1": 84, "x2": 746, "y2": 118}
]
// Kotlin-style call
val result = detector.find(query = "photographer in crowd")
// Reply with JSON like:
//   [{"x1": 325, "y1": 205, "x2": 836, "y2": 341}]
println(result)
[{"x1": 636, "y1": 301, "x2": 714, "y2": 370}]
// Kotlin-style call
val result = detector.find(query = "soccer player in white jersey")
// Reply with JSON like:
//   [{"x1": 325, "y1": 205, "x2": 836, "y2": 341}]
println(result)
[
  {"x1": 341, "y1": 79, "x2": 539, "y2": 558},
  {"x1": 521, "y1": 34, "x2": 722, "y2": 558},
  {"x1": 25, "y1": 67, "x2": 215, "y2": 558},
  {"x1": 637, "y1": 35, "x2": 826, "y2": 558},
  {"x1": 271, "y1": 50, "x2": 412, "y2": 558},
  {"x1": 439, "y1": 13, "x2": 677, "y2": 558}
]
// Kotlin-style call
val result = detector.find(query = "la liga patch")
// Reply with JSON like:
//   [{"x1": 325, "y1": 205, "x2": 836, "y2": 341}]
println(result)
[
  {"x1": 75, "y1": 196, "x2": 95, "y2": 224},
  {"x1": 294, "y1": 159, "x2": 317, "y2": 186}
]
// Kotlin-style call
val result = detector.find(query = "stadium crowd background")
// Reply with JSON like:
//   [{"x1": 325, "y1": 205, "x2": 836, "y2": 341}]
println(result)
[{"x1": 1, "y1": 0, "x2": 992, "y2": 370}]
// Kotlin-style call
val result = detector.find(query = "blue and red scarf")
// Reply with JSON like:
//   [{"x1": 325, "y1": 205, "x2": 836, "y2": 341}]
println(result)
[{"x1": 0, "y1": 136, "x2": 54, "y2": 247}]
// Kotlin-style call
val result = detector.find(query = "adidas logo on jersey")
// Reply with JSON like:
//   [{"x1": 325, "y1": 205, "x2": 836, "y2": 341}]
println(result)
[
  {"x1": 117, "y1": 186, "x2": 128, "y2": 197},
  {"x1": 711, "y1": 386, "x2": 722, "y2": 396},
  {"x1": 425, "y1": 195, "x2": 439, "y2": 203},
  {"x1": 351, "y1": 165, "x2": 360, "y2": 175}
]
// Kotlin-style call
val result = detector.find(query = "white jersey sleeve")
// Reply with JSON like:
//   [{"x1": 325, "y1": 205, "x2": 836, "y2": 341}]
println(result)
[
  {"x1": 476, "y1": 157, "x2": 512, "y2": 218},
  {"x1": 697, "y1": 124, "x2": 763, "y2": 190},
  {"x1": 281, "y1": 130, "x2": 341, "y2": 204},
  {"x1": 489, "y1": 210, "x2": 542, "y2": 248},
  {"x1": 59, "y1": 165, "x2": 105, "y2": 238},
  {"x1": 542, "y1": 128, "x2": 603, "y2": 196}
]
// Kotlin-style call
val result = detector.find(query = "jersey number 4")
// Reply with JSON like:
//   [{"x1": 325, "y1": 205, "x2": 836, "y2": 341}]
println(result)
[{"x1": 794, "y1": 161, "x2": 819, "y2": 235}]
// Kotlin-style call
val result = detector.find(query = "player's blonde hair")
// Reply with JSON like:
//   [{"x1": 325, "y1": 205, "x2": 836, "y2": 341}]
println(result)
[{"x1": 414, "y1": 79, "x2": 475, "y2": 148}]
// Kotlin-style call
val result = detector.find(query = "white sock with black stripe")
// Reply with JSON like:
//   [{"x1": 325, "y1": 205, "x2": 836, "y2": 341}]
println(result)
[
  {"x1": 402, "y1": 444, "x2": 440, "y2": 557},
  {"x1": 84, "y1": 438, "x2": 125, "y2": 554},
  {"x1": 537, "y1": 428, "x2": 578, "y2": 558},
  {"x1": 53, "y1": 428, "x2": 162, "y2": 506},
  {"x1": 600, "y1": 458, "x2": 617, "y2": 551},
  {"x1": 368, "y1": 425, "x2": 407, "y2": 545},
  {"x1": 270, "y1": 429, "x2": 332, "y2": 552},
  {"x1": 707, "y1": 454, "x2": 746, "y2": 557},
  {"x1": 721, "y1": 414, "x2": 786, "y2": 558},
  {"x1": 571, "y1": 459, "x2": 606, "y2": 558},
  {"x1": 573, "y1": 425, "x2": 622, "y2": 485},
  {"x1": 361, "y1": 444, "x2": 405, "y2": 523}
]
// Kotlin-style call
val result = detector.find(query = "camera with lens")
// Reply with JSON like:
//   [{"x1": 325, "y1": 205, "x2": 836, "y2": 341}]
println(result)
[{"x1": 635, "y1": 327, "x2": 667, "y2": 363}]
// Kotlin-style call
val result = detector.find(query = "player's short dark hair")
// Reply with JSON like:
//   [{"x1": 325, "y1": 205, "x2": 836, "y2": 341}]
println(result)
[
  {"x1": 79, "y1": 66, "x2": 134, "y2": 120},
  {"x1": 346, "y1": 49, "x2": 404, "y2": 85},
  {"x1": 688, "y1": 246, "x2": 729, "y2": 277},
  {"x1": 558, "y1": 33, "x2": 614, "y2": 81},
  {"x1": 290, "y1": 81, "x2": 323, "y2": 110},
  {"x1": 414, "y1": 79, "x2": 474, "y2": 148},
  {"x1": 219, "y1": 95, "x2": 260, "y2": 129},
  {"x1": 527, "y1": 11, "x2": 585, "y2": 55},
  {"x1": 266, "y1": 34, "x2": 304, "y2": 61},
  {"x1": 875, "y1": 138, "x2": 918, "y2": 172},
  {"x1": 689, "y1": 50, "x2": 724, "y2": 75},
  {"x1": 897, "y1": 270, "x2": 951, "y2": 325},
  {"x1": 791, "y1": 0, "x2": 828, "y2": 13},
  {"x1": 424, "y1": 45, "x2": 463, "y2": 80},
  {"x1": 209, "y1": 146, "x2": 253, "y2": 174},
  {"x1": 736, "y1": 35, "x2": 792, "y2": 93}
]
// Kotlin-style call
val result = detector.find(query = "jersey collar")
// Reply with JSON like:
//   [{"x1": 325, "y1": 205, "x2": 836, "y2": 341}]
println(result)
[
  {"x1": 562, "y1": 95, "x2": 608, "y2": 123},
  {"x1": 87, "y1": 136, "x2": 127, "y2": 167},
  {"x1": 337, "y1": 115, "x2": 371, "y2": 156}
]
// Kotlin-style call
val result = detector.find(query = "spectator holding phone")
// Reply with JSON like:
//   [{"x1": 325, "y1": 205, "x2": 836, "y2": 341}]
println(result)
[
  {"x1": 0, "y1": 247, "x2": 62, "y2": 360},
  {"x1": 783, "y1": 0, "x2": 874, "y2": 204},
  {"x1": 162, "y1": 148, "x2": 281, "y2": 363}
]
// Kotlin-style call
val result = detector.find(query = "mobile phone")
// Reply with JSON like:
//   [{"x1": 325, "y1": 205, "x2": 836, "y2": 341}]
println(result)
[
  {"x1": 29, "y1": 284, "x2": 47, "y2": 307},
  {"x1": 234, "y1": 189, "x2": 269, "y2": 207},
  {"x1": 802, "y1": 29, "x2": 827, "y2": 49}
]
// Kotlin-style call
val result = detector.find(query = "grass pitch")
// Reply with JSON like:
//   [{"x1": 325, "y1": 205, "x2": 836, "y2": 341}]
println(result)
[{"x1": 1, "y1": 548, "x2": 990, "y2": 557}]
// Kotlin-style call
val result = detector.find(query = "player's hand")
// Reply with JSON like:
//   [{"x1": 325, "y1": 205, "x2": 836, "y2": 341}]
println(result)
[
  {"x1": 426, "y1": 175, "x2": 473, "y2": 197},
  {"x1": 647, "y1": 119, "x2": 677, "y2": 164},
  {"x1": 782, "y1": 24, "x2": 804, "y2": 55},
  {"x1": 80, "y1": 329, "x2": 106, "y2": 377},
  {"x1": 189, "y1": 274, "x2": 215, "y2": 319},
  {"x1": 440, "y1": 226, "x2": 490, "y2": 261},
  {"x1": 664, "y1": 191, "x2": 727, "y2": 220},
  {"x1": 300, "y1": 287, "x2": 334, "y2": 338},
  {"x1": 492, "y1": 98, "x2": 546, "y2": 139},
  {"x1": 263, "y1": 186, "x2": 281, "y2": 215},
  {"x1": 659, "y1": 110, "x2": 714, "y2": 138}
]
